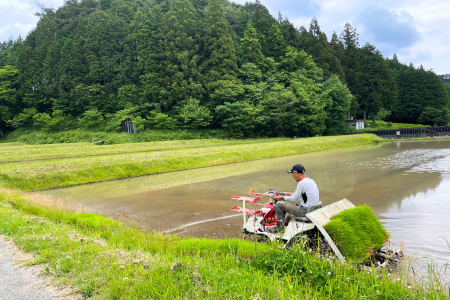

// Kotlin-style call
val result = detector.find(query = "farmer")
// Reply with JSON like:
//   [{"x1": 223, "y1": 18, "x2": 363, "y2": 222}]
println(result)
[{"x1": 267, "y1": 164, "x2": 320, "y2": 233}]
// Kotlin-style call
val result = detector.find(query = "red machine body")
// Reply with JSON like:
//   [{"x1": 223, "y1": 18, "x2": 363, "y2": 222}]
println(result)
[{"x1": 230, "y1": 193, "x2": 279, "y2": 227}]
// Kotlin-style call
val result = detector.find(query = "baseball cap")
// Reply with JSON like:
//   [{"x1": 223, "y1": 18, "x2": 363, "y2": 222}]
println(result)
[{"x1": 287, "y1": 164, "x2": 305, "y2": 174}]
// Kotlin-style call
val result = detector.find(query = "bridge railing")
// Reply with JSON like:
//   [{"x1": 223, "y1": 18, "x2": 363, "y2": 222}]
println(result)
[{"x1": 342, "y1": 126, "x2": 450, "y2": 139}]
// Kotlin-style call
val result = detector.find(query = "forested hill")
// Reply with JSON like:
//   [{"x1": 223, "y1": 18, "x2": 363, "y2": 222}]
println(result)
[{"x1": 0, "y1": 0, "x2": 449, "y2": 137}]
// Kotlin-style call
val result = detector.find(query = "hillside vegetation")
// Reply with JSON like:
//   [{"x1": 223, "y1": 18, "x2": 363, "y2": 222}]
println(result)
[{"x1": 1, "y1": 0, "x2": 449, "y2": 140}]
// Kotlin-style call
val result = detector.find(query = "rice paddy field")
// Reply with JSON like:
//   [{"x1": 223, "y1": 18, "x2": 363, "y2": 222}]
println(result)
[{"x1": 0, "y1": 134, "x2": 383, "y2": 191}]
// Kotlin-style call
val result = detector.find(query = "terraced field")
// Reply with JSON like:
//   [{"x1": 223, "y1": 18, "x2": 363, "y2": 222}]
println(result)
[{"x1": 0, "y1": 134, "x2": 383, "y2": 191}]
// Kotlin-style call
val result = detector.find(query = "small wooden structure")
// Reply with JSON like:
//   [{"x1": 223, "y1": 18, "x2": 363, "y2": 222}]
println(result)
[
  {"x1": 123, "y1": 119, "x2": 137, "y2": 133},
  {"x1": 344, "y1": 119, "x2": 365, "y2": 130}
]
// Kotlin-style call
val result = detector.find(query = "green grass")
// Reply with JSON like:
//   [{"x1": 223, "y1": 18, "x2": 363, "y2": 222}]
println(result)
[
  {"x1": 0, "y1": 134, "x2": 384, "y2": 191},
  {"x1": 362, "y1": 121, "x2": 430, "y2": 131},
  {"x1": 324, "y1": 206, "x2": 389, "y2": 260},
  {"x1": 0, "y1": 190, "x2": 447, "y2": 299},
  {"x1": 1, "y1": 128, "x2": 229, "y2": 145},
  {"x1": 0, "y1": 138, "x2": 284, "y2": 163}
]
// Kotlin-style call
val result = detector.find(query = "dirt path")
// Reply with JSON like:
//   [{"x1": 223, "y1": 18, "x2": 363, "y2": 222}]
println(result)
[{"x1": 0, "y1": 236, "x2": 75, "y2": 300}]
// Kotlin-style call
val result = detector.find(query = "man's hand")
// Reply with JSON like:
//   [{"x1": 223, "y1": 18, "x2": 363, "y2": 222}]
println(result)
[
  {"x1": 275, "y1": 196, "x2": 284, "y2": 201},
  {"x1": 281, "y1": 192, "x2": 293, "y2": 196}
]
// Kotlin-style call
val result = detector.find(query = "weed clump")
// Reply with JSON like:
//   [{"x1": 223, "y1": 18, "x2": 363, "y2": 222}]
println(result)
[{"x1": 324, "y1": 205, "x2": 388, "y2": 260}]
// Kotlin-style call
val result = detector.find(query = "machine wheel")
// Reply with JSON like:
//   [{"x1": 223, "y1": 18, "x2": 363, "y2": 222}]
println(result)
[{"x1": 305, "y1": 228, "x2": 333, "y2": 254}]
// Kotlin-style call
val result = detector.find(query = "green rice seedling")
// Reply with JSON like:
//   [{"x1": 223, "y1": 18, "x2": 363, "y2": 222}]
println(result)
[{"x1": 324, "y1": 205, "x2": 389, "y2": 260}]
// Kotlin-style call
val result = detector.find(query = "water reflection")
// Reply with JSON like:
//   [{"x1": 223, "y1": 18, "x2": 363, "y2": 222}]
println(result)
[{"x1": 38, "y1": 140, "x2": 450, "y2": 266}]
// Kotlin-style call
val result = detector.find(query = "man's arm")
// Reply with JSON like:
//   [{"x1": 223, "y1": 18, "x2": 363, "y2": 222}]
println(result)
[
  {"x1": 281, "y1": 192, "x2": 293, "y2": 196},
  {"x1": 281, "y1": 183, "x2": 302, "y2": 202}
]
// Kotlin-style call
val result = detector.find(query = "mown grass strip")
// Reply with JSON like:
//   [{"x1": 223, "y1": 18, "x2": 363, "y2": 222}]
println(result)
[
  {"x1": 0, "y1": 138, "x2": 283, "y2": 163},
  {"x1": 0, "y1": 134, "x2": 384, "y2": 191},
  {"x1": 0, "y1": 189, "x2": 446, "y2": 299}
]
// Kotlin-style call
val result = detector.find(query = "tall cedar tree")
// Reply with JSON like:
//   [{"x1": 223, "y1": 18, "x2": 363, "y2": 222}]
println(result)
[
  {"x1": 338, "y1": 22, "x2": 363, "y2": 118},
  {"x1": 241, "y1": 23, "x2": 265, "y2": 69},
  {"x1": 202, "y1": 0, "x2": 238, "y2": 84},
  {"x1": 278, "y1": 13, "x2": 302, "y2": 50},
  {"x1": 266, "y1": 24, "x2": 285, "y2": 59},
  {"x1": 246, "y1": 0, "x2": 277, "y2": 57},
  {"x1": 0, "y1": 66, "x2": 19, "y2": 130},
  {"x1": 160, "y1": 0, "x2": 203, "y2": 108},
  {"x1": 358, "y1": 43, "x2": 398, "y2": 122},
  {"x1": 300, "y1": 18, "x2": 343, "y2": 80}
]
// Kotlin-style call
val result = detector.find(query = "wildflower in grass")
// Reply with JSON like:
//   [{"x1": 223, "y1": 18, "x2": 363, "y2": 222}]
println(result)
[
  {"x1": 279, "y1": 220, "x2": 283, "y2": 223},
  {"x1": 299, "y1": 269, "x2": 302, "y2": 273},
  {"x1": 377, "y1": 290, "x2": 380, "y2": 296},
  {"x1": 213, "y1": 233, "x2": 216, "y2": 236},
  {"x1": 408, "y1": 286, "x2": 411, "y2": 289},
  {"x1": 310, "y1": 271, "x2": 312, "y2": 274},
  {"x1": 123, "y1": 277, "x2": 129, "y2": 281},
  {"x1": 327, "y1": 272, "x2": 331, "y2": 276},
  {"x1": 296, "y1": 224, "x2": 299, "y2": 228},
  {"x1": 163, "y1": 231, "x2": 166, "y2": 234},
  {"x1": 346, "y1": 277, "x2": 349, "y2": 282},
  {"x1": 302, "y1": 218, "x2": 307, "y2": 221},
  {"x1": 137, "y1": 220, "x2": 140, "y2": 222}
]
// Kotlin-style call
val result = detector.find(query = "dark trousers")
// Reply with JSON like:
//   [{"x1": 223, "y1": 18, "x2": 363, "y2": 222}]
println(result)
[{"x1": 275, "y1": 202, "x2": 307, "y2": 222}]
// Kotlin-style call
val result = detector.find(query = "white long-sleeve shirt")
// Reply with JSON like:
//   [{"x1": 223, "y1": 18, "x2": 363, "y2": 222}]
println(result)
[{"x1": 282, "y1": 177, "x2": 320, "y2": 208}]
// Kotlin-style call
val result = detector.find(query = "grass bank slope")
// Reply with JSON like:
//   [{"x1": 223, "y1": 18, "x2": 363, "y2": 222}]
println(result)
[
  {"x1": 1, "y1": 128, "x2": 228, "y2": 145},
  {"x1": 0, "y1": 134, "x2": 383, "y2": 191},
  {"x1": 1, "y1": 189, "x2": 446, "y2": 299}
]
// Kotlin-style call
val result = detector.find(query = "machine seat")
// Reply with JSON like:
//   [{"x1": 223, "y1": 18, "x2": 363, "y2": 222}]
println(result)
[{"x1": 292, "y1": 202, "x2": 322, "y2": 222}]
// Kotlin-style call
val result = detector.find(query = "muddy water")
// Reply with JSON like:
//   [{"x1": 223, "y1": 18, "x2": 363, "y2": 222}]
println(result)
[{"x1": 39, "y1": 140, "x2": 450, "y2": 267}]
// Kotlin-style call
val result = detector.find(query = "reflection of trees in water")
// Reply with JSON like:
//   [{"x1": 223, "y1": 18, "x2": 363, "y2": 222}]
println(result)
[{"x1": 319, "y1": 167, "x2": 442, "y2": 215}]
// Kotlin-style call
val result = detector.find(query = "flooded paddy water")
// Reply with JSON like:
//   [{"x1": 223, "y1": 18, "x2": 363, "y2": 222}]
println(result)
[{"x1": 38, "y1": 140, "x2": 450, "y2": 273}]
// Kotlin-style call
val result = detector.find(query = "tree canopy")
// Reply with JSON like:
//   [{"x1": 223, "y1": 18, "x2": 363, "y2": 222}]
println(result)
[{"x1": 0, "y1": 0, "x2": 448, "y2": 136}]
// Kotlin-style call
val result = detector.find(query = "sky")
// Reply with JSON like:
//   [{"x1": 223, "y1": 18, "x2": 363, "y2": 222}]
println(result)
[{"x1": 0, "y1": 0, "x2": 449, "y2": 74}]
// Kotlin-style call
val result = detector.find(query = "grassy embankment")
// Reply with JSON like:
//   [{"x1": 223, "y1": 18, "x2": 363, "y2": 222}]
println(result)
[
  {"x1": 1, "y1": 189, "x2": 447, "y2": 299},
  {"x1": 1, "y1": 128, "x2": 228, "y2": 145},
  {"x1": 360, "y1": 121, "x2": 429, "y2": 131},
  {"x1": 0, "y1": 134, "x2": 384, "y2": 191}
]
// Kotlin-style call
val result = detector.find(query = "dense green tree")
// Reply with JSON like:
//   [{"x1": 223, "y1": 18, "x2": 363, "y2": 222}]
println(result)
[
  {"x1": 241, "y1": 23, "x2": 265, "y2": 69},
  {"x1": 0, "y1": 66, "x2": 19, "y2": 130},
  {"x1": 202, "y1": 0, "x2": 238, "y2": 84},
  {"x1": 78, "y1": 110, "x2": 104, "y2": 130},
  {"x1": 358, "y1": 43, "x2": 398, "y2": 122},
  {"x1": 160, "y1": 0, "x2": 203, "y2": 107},
  {"x1": 299, "y1": 18, "x2": 343, "y2": 80},
  {"x1": 244, "y1": 1, "x2": 277, "y2": 57},
  {"x1": 278, "y1": 14, "x2": 302, "y2": 50},
  {"x1": 178, "y1": 98, "x2": 213, "y2": 128}
]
